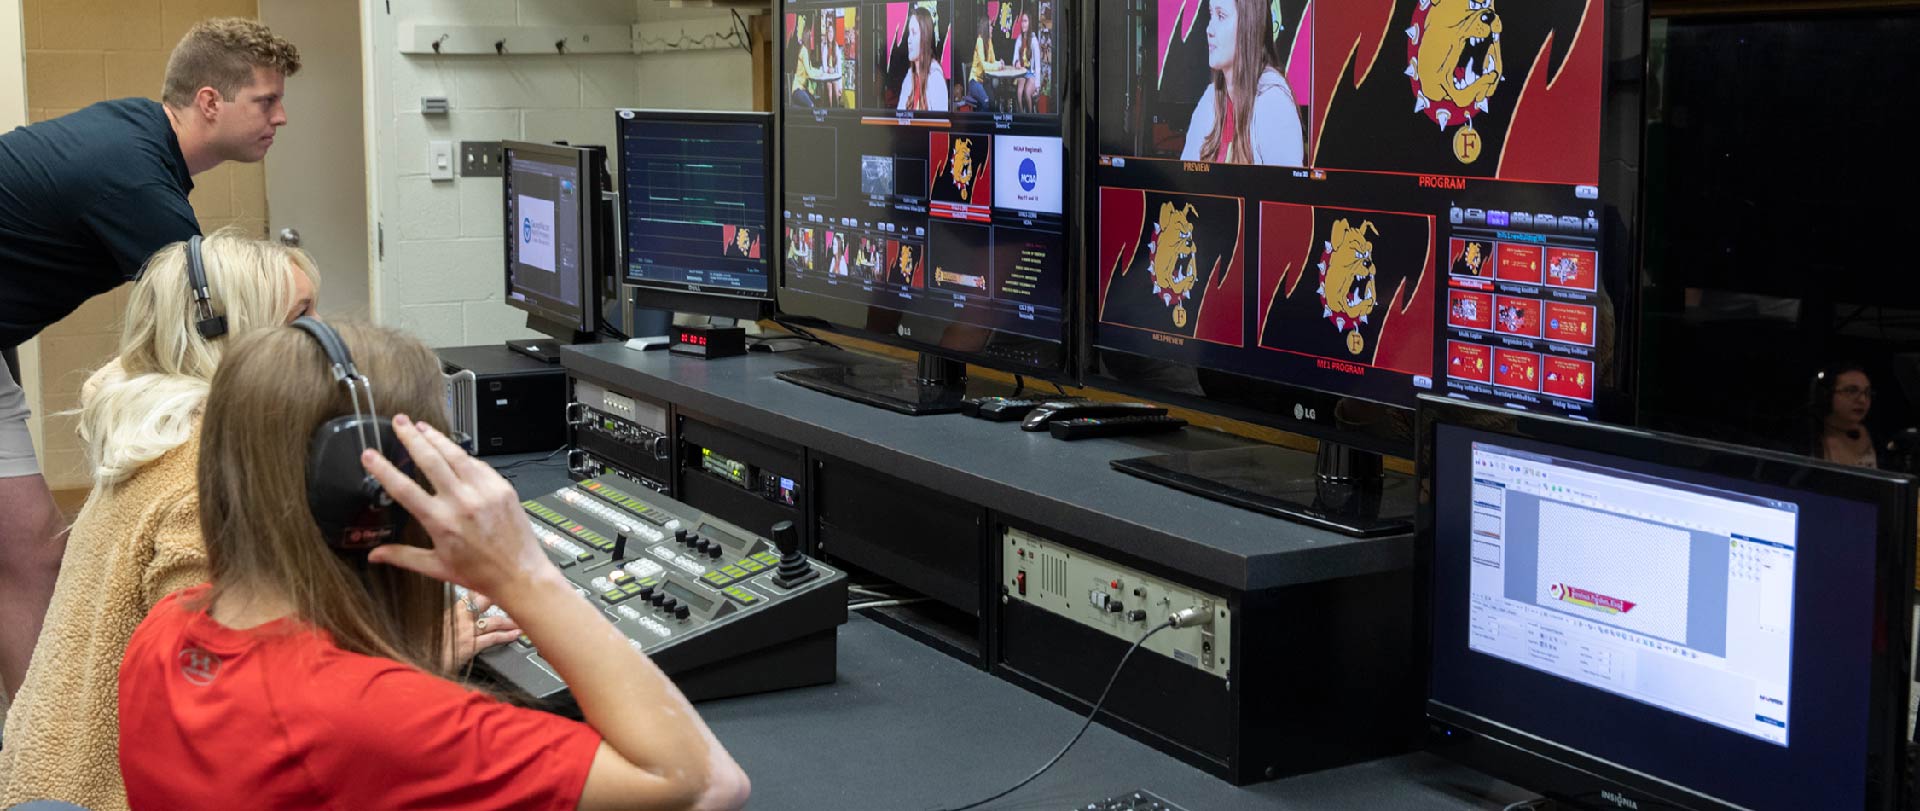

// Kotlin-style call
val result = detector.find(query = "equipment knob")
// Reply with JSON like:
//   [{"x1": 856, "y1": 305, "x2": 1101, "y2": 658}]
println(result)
[
  {"x1": 660, "y1": 597, "x2": 679, "y2": 614},
  {"x1": 694, "y1": 538, "x2": 712, "y2": 555},
  {"x1": 637, "y1": 586, "x2": 655, "y2": 601},
  {"x1": 770, "y1": 521, "x2": 800, "y2": 558},
  {"x1": 613, "y1": 526, "x2": 631, "y2": 561},
  {"x1": 674, "y1": 528, "x2": 690, "y2": 546},
  {"x1": 706, "y1": 545, "x2": 723, "y2": 560},
  {"x1": 674, "y1": 605, "x2": 691, "y2": 621},
  {"x1": 649, "y1": 592, "x2": 668, "y2": 607}
]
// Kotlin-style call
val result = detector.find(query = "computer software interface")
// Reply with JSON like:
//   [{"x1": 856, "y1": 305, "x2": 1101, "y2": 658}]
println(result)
[
  {"x1": 506, "y1": 155, "x2": 584, "y2": 309},
  {"x1": 1465, "y1": 442, "x2": 1799, "y2": 745}
]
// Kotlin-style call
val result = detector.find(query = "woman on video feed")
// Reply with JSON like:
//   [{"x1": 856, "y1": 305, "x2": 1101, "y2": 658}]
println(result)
[
  {"x1": 1180, "y1": 0, "x2": 1304, "y2": 167},
  {"x1": 897, "y1": 7, "x2": 949, "y2": 112},
  {"x1": 791, "y1": 17, "x2": 820, "y2": 107},
  {"x1": 817, "y1": 11, "x2": 843, "y2": 106}
]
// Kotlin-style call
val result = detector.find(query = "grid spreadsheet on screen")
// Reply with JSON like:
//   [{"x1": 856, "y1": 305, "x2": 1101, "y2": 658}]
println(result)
[
  {"x1": 1464, "y1": 442, "x2": 1798, "y2": 745},
  {"x1": 621, "y1": 117, "x2": 771, "y2": 296}
]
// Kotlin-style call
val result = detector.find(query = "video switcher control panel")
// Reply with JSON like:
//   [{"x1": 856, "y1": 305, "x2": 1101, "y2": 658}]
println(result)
[{"x1": 478, "y1": 476, "x2": 848, "y2": 707}]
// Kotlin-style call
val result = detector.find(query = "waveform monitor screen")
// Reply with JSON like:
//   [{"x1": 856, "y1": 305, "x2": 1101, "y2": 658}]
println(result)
[
  {"x1": 619, "y1": 110, "x2": 773, "y2": 300},
  {"x1": 779, "y1": 0, "x2": 1071, "y2": 372},
  {"x1": 1090, "y1": 0, "x2": 1633, "y2": 421}
]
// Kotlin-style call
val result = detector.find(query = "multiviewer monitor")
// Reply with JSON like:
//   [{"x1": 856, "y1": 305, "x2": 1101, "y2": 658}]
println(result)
[
  {"x1": 1087, "y1": 0, "x2": 1643, "y2": 446},
  {"x1": 617, "y1": 109, "x2": 775, "y2": 322},
  {"x1": 775, "y1": 0, "x2": 1074, "y2": 412},
  {"x1": 504, "y1": 141, "x2": 601, "y2": 352},
  {"x1": 1419, "y1": 397, "x2": 1913, "y2": 811}
]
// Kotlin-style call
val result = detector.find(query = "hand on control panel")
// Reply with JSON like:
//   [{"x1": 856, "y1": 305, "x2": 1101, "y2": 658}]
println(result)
[{"x1": 448, "y1": 590, "x2": 521, "y2": 669}]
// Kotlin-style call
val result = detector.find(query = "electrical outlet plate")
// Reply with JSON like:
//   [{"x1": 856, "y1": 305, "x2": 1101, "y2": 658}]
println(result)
[{"x1": 460, "y1": 141, "x2": 504, "y2": 177}]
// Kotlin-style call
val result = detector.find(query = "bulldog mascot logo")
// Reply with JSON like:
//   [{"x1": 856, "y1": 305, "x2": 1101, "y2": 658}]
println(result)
[
  {"x1": 1319, "y1": 218, "x2": 1380, "y2": 356},
  {"x1": 1405, "y1": 0, "x2": 1504, "y2": 164},
  {"x1": 1148, "y1": 202, "x2": 1201, "y2": 329}
]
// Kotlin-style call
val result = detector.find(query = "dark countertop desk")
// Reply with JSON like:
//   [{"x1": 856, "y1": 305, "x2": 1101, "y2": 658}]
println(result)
[
  {"x1": 562, "y1": 343, "x2": 1410, "y2": 593},
  {"x1": 496, "y1": 412, "x2": 1528, "y2": 810}
]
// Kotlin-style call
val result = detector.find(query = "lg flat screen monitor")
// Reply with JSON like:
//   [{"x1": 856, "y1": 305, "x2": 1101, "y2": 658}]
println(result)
[
  {"x1": 1419, "y1": 396, "x2": 1913, "y2": 811},
  {"x1": 617, "y1": 109, "x2": 775, "y2": 323},
  {"x1": 504, "y1": 140, "x2": 602, "y2": 360},
  {"x1": 1086, "y1": 0, "x2": 1645, "y2": 533},
  {"x1": 775, "y1": 0, "x2": 1075, "y2": 414}
]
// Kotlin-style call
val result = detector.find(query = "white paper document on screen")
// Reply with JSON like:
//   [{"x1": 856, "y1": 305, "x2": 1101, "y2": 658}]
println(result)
[
  {"x1": 518, "y1": 195, "x2": 556, "y2": 273},
  {"x1": 1535, "y1": 501, "x2": 1691, "y2": 643}
]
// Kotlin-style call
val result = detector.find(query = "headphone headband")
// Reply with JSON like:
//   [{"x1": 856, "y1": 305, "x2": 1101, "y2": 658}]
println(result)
[{"x1": 185, "y1": 235, "x2": 228, "y2": 340}]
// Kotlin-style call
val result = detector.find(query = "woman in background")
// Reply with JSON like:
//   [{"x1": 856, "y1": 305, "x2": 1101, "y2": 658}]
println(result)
[
  {"x1": 817, "y1": 11, "x2": 843, "y2": 107},
  {"x1": 961, "y1": 15, "x2": 997, "y2": 112},
  {"x1": 1808, "y1": 363, "x2": 1880, "y2": 468},
  {"x1": 790, "y1": 16, "x2": 820, "y2": 107},
  {"x1": 1181, "y1": 0, "x2": 1304, "y2": 166},
  {"x1": 897, "y1": 6, "x2": 949, "y2": 112}
]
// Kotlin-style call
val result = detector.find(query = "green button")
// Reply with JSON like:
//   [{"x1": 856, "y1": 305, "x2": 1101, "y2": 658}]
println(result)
[
  {"x1": 599, "y1": 589, "x2": 626, "y2": 604},
  {"x1": 735, "y1": 559, "x2": 767, "y2": 573},
  {"x1": 720, "y1": 565, "x2": 749, "y2": 578},
  {"x1": 610, "y1": 570, "x2": 632, "y2": 583},
  {"x1": 638, "y1": 577, "x2": 660, "y2": 588},
  {"x1": 751, "y1": 552, "x2": 780, "y2": 566},
  {"x1": 703, "y1": 571, "x2": 734, "y2": 587},
  {"x1": 621, "y1": 584, "x2": 645, "y2": 597},
  {"x1": 516, "y1": 634, "x2": 534, "y2": 649},
  {"x1": 575, "y1": 552, "x2": 594, "y2": 562},
  {"x1": 722, "y1": 587, "x2": 760, "y2": 605}
]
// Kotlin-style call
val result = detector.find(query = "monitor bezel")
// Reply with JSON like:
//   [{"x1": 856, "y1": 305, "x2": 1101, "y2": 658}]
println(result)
[
  {"x1": 1415, "y1": 394, "x2": 1915, "y2": 811},
  {"x1": 1075, "y1": 0, "x2": 1649, "y2": 460},
  {"x1": 615, "y1": 108, "x2": 776, "y2": 322},
  {"x1": 502, "y1": 140, "x2": 599, "y2": 336},
  {"x1": 771, "y1": 0, "x2": 1080, "y2": 380}
]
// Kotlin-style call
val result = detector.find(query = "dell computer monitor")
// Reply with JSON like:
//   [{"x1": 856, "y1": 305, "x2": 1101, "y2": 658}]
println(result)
[
  {"x1": 1419, "y1": 397, "x2": 1913, "y2": 811},
  {"x1": 616, "y1": 109, "x2": 775, "y2": 323},
  {"x1": 1084, "y1": 0, "x2": 1645, "y2": 533},
  {"x1": 775, "y1": 0, "x2": 1074, "y2": 414},
  {"x1": 504, "y1": 141, "x2": 605, "y2": 360}
]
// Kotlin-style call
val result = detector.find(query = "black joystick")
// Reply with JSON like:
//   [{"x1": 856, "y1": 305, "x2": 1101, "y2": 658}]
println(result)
[{"x1": 770, "y1": 520, "x2": 818, "y2": 589}]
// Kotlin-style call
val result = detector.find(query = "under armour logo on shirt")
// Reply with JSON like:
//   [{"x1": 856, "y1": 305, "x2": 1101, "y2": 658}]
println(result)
[{"x1": 177, "y1": 647, "x2": 222, "y2": 686}]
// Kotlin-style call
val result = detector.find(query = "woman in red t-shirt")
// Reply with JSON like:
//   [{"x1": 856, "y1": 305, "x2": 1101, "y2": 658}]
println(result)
[{"x1": 117, "y1": 321, "x2": 750, "y2": 811}]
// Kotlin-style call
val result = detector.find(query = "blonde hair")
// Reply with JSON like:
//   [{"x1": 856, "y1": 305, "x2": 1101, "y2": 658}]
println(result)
[
  {"x1": 162, "y1": 18, "x2": 302, "y2": 108},
  {"x1": 197, "y1": 322, "x2": 451, "y2": 673},
  {"x1": 77, "y1": 229, "x2": 319, "y2": 486}
]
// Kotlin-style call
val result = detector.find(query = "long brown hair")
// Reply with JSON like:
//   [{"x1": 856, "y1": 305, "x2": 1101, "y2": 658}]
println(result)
[
  {"x1": 1199, "y1": 0, "x2": 1280, "y2": 165},
  {"x1": 195, "y1": 321, "x2": 452, "y2": 675},
  {"x1": 907, "y1": 7, "x2": 937, "y2": 110}
]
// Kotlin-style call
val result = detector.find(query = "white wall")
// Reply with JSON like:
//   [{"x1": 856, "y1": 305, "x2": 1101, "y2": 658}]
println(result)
[{"x1": 365, "y1": 0, "x2": 758, "y2": 348}]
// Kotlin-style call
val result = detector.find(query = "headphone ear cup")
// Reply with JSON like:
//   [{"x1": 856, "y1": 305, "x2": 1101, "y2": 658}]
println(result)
[{"x1": 307, "y1": 416, "x2": 412, "y2": 552}]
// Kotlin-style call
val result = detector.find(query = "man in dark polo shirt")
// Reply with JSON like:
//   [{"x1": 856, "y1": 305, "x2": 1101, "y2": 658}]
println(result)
[{"x1": 0, "y1": 18, "x2": 299, "y2": 699}]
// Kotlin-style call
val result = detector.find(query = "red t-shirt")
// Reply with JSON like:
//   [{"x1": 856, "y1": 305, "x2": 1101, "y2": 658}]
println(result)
[{"x1": 118, "y1": 585, "x2": 602, "y2": 811}]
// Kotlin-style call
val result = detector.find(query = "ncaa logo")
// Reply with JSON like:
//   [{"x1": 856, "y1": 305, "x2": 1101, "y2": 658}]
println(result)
[
  {"x1": 1019, "y1": 158, "x2": 1038, "y2": 192},
  {"x1": 522, "y1": 217, "x2": 534, "y2": 243}
]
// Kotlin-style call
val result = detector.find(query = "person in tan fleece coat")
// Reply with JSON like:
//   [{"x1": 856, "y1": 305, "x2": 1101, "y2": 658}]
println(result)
[{"x1": 0, "y1": 232, "x2": 321, "y2": 810}]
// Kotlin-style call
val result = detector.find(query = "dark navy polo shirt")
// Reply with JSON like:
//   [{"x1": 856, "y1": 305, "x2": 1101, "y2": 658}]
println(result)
[{"x1": 0, "y1": 97, "x2": 200, "y2": 348}]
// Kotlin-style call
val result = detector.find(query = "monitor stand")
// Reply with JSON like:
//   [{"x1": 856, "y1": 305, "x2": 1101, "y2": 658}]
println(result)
[
  {"x1": 1110, "y1": 442, "x2": 1414, "y2": 537},
  {"x1": 778, "y1": 353, "x2": 1014, "y2": 416},
  {"x1": 509, "y1": 317, "x2": 596, "y2": 364}
]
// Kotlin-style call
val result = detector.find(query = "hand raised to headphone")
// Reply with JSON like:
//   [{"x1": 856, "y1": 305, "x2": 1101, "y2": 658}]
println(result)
[{"x1": 359, "y1": 414, "x2": 561, "y2": 603}]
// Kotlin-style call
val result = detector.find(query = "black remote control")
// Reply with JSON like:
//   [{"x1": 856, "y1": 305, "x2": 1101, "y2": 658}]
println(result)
[
  {"x1": 1048, "y1": 414, "x2": 1188, "y2": 440},
  {"x1": 962, "y1": 396, "x2": 1084, "y2": 421}
]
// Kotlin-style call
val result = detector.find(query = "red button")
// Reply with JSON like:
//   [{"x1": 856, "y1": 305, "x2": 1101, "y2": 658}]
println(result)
[{"x1": 1110, "y1": 580, "x2": 1120, "y2": 590}]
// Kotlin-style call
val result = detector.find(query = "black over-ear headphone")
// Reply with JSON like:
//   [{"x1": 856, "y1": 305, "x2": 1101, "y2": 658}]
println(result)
[
  {"x1": 185, "y1": 235, "x2": 228, "y2": 339},
  {"x1": 291, "y1": 316, "x2": 413, "y2": 553}
]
